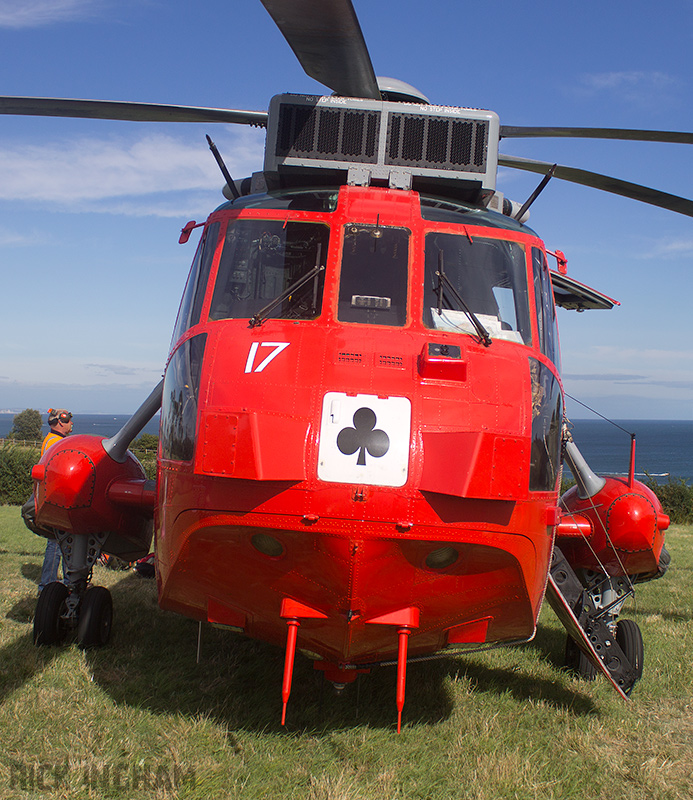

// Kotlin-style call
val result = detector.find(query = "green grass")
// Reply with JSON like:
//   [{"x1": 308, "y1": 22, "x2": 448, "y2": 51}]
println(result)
[{"x1": 1, "y1": 505, "x2": 692, "y2": 799}]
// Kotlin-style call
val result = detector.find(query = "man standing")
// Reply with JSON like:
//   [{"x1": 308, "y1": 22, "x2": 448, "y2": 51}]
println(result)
[{"x1": 37, "y1": 408, "x2": 73, "y2": 593}]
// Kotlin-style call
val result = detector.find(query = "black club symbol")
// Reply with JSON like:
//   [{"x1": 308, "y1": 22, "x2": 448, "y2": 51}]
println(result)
[{"x1": 337, "y1": 407, "x2": 390, "y2": 466}]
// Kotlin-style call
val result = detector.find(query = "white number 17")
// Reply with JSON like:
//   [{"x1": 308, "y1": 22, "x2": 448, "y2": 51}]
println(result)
[{"x1": 244, "y1": 342, "x2": 290, "y2": 373}]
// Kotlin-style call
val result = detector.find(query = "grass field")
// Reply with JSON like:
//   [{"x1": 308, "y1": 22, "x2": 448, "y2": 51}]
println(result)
[{"x1": 0, "y1": 505, "x2": 691, "y2": 800}]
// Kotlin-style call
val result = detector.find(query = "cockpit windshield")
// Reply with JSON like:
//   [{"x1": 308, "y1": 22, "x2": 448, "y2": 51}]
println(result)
[
  {"x1": 423, "y1": 232, "x2": 532, "y2": 345},
  {"x1": 209, "y1": 219, "x2": 329, "y2": 322},
  {"x1": 337, "y1": 225, "x2": 410, "y2": 327}
]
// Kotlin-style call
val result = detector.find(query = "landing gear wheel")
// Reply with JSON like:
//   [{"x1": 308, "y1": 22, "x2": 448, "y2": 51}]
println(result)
[
  {"x1": 564, "y1": 635, "x2": 597, "y2": 680},
  {"x1": 34, "y1": 582, "x2": 69, "y2": 646},
  {"x1": 616, "y1": 619, "x2": 644, "y2": 695},
  {"x1": 76, "y1": 586, "x2": 113, "y2": 649}
]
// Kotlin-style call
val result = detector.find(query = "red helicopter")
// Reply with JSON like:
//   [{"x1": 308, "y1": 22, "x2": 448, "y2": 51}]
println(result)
[{"x1": 7, "y1": 0, "x2": 685, "y2": 731}]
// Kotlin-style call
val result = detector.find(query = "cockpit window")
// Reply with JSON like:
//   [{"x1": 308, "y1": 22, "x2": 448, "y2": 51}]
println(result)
[
  {"x1": 221, "y1": 189, "x2": 339, "y2": 213},
  {"x1": 209, "y1": 219, "x2": 329, "y2": 321},
  {"x1": 423, "y1": 232, "x2": 532, "y2": 345},
  {"x1": 337, "y1": 225, "x2": 410, "y2": 326},
  {"x1": 420, "y1": 196, "x2": 534, "y2": 233}
]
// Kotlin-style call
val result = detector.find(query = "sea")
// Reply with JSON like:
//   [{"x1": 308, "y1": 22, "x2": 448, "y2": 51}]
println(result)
[
  {"x1": 1, "y1": 414, "x2": 691, "y2": 483},
  {"x1": 0, "y1": 413, "x2": 161, "y2": 442},
  {"x1": 565, "y1": 419, "x2": 693, "y2": 484}
]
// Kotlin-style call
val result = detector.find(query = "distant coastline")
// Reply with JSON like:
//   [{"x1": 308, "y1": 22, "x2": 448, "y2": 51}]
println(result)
[
  {"x1": 0, "y1": 413, "x2": 161, "y2": 440},
  {"x1": 1, "y1": 414, "x2": 691, "y2": 482}
]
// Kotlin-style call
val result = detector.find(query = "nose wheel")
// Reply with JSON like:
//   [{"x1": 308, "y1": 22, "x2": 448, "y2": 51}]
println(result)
[
  {"x1": 615, "y1": 619, "x2": 644, "y2": 694},
  {"x1": 33, "y1": 582, "x2": 70, "y2": 645},
  {"x1": 564, "y1": 635, "x2": 598, "y2": 681},
  {"x1": 33, "y1": 530, "x2": 114, "y2": 649},
  {"x1": 76, "y1": 586, "x2": 113, "y2": 649},
  {"x1": 33, "y1": 583, "x2": 113, "y2": 649}
]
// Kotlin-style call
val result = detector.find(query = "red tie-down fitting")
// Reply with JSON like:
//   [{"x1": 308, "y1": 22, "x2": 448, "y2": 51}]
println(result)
[
  {"x1": 279, "y1": 598, "x2": 328, "y2": 726},
  {"x1": 366, "y1": 606, "x2": 421, "y2": 733}
]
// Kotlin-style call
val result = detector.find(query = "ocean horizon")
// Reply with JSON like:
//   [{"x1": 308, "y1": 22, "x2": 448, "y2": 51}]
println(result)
[
  {"x1": 0, "y1": 412, "x2": 161, "y2": 441},
  {"x1": 1, "y1": 414, "x2": 691, "y2": 483}
]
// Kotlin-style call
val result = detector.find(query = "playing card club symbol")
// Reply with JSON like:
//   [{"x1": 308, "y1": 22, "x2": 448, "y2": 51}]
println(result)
[{"x1": 337, "y1": 407, "x2": 390, "y2": 466}]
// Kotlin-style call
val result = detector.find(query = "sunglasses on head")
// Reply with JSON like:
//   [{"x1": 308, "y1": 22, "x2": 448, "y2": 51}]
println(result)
[{"x1": 49, "y1": 410, "x2": 72, "y2": 424}]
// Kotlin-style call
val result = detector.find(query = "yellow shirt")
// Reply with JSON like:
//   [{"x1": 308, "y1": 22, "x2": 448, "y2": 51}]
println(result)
[{"x1": 41, "y1": 431, "x2": 65, "y2": 456}]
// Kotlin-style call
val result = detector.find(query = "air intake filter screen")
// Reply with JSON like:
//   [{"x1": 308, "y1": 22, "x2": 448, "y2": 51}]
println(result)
[
  {"x1": 386, "y1": 113, "x2": 488, "y2": 172},
  {"x1": 275, "y1": 103, "x2": 380, "y2": 163}
]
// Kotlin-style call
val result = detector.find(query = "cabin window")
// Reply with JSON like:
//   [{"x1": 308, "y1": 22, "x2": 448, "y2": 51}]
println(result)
[
  {"x1": 423, "y1": 233, "x2": 532, "y2": 345},
  {"x1": 209, "y1": 219, "x2": 329, "y2": 321},
  {"x1": 171, "y1": 222, "x2": 220, "y2": 348},
  {"x1": 529, "y1": 358, "x2": 563, "y2": 491},
  {"x1": 532, "y1": 248, "x2": 560, "y2": 367},
  {"x1": 161, "y1": 333, "x2": 207, "y2": 462},
  {"x1": 337, "y1": 225, "x2": 410, "y2": 326}
]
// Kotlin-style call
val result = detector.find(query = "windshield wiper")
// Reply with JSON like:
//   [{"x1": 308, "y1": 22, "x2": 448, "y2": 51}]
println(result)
[
  {"x1": 249, "y1": 244, "x2": 324, "y2": 327},
  {"x1": 434, "y1": 251, "x2": 492, "y2": 346}
]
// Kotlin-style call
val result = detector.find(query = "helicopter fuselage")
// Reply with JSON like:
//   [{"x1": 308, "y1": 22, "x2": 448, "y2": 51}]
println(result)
[{"x1": 154, "y1": 183, "x2": 564, "y2": 667}]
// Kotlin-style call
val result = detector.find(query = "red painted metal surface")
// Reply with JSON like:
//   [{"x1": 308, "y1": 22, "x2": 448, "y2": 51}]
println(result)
[{"x1": 155, "y1": 185, "x2": 559, "y2": 673}]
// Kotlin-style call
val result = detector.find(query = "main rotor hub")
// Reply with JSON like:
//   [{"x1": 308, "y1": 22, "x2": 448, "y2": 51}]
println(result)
[{"x1": 375, "y1": 77, "x2": 430, "y2": 104}]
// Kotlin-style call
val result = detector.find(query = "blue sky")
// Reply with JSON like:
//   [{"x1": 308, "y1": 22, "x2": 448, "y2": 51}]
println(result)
[{"x1": 0, "y1": 0, "x2": 692, "y2": 419}]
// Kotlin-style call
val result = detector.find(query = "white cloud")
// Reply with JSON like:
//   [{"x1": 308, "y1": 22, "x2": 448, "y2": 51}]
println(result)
[
  {"x1": 589, "y1": 346, "x2": 693, "y2": 363},
  {"x1": 0, "y1": 0, "x2": 101, "y2": 28},
  {"x1": 576, "y1": 71, "x2": 680, "y2": 106},
  {"x1": 0, "y1": 128, "x2": 264, "y2": 213},
  {"x1": 638, "y1": 238, "x2": 693, "y2": 259},
  {"x1": 565, "y1": 373, "x2": 693, "y2": 390},
  {"x1": 0, "y1": 226, "x2": 40, "y2": 246},
  {"x1": 563, "y1": 373, "x2": 647, "y2": 382},
  {"x1": 85, "y1": 363, "x2": 160, "y2": 377},
  {"x1": 581, "y1": 71, "x2": 675, "y2": 91},
  {"x1": 561, "y1": 344, "x2": 693, "y2": 402},
  {"x1": 87, "y1": 192, "x2": 228, "y2": 219}
]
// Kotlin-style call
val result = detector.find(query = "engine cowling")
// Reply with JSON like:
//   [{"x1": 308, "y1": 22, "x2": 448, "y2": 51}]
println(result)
[
  {"x1": 31, "y1": 433, "x2": 155, "y2": 561},
  {"x1": 557, "y1": 476, "x2": 669, "y2": 578}
]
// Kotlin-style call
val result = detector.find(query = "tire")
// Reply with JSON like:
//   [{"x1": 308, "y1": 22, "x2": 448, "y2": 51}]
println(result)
[
  {"x1": 34, "y1": 582, "x2": 69, "y2": 646},
  {"x1": 564, "y1": 635, "x2": 598, "y2": 681},
  {"x1": 76, "y1": 586, "x2": 113, "y2": 649},
  {"x1": 616, "y1": 619, "x2": 644, "y2": 693}
]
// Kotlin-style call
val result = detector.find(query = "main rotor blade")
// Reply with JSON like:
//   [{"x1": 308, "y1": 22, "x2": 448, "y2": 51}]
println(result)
[
  {"x1": 259, "y1": 0, "x2": 380, "y2": 99},
  {"x1": 500, "y1": 126, "x2": 693, "y2": 145},
  {"x1": 0, "y1": 97, "x2": 268, "y2": 127},
  {"x1": 499, "y1": 153, "x2": 693, "y2": 218}
]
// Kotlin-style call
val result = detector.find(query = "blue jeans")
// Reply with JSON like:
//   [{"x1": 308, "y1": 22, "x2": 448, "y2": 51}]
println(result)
[{"x1": 38, "y1": 538, "x2": 65, "y2": 593}]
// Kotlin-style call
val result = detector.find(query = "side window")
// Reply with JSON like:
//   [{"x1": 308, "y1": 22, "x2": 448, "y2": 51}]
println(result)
[
  {"x1": 161, "y1": 334, "x2": 207, "y2": 462},
  {"x1": 170, "y1": 222, "x2": 220, "y2": 347},
  {"x1": 532, "y1": 247, "x2": 560, "y2": 366},
  {"x1": 529, "y1": 358, "x2": 563, "y2": 491},
  {"x1": 338, "y1": 225, "x2": 410, "y2": 326}
]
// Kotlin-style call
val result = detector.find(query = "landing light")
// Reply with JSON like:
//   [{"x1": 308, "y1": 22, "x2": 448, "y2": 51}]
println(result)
[
  {"x1": 425, "y1": 546, "x2": 459, "y2": 570},
  {"x1": 251, "y1": 533, "x2": 284, "y2": 558}
]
